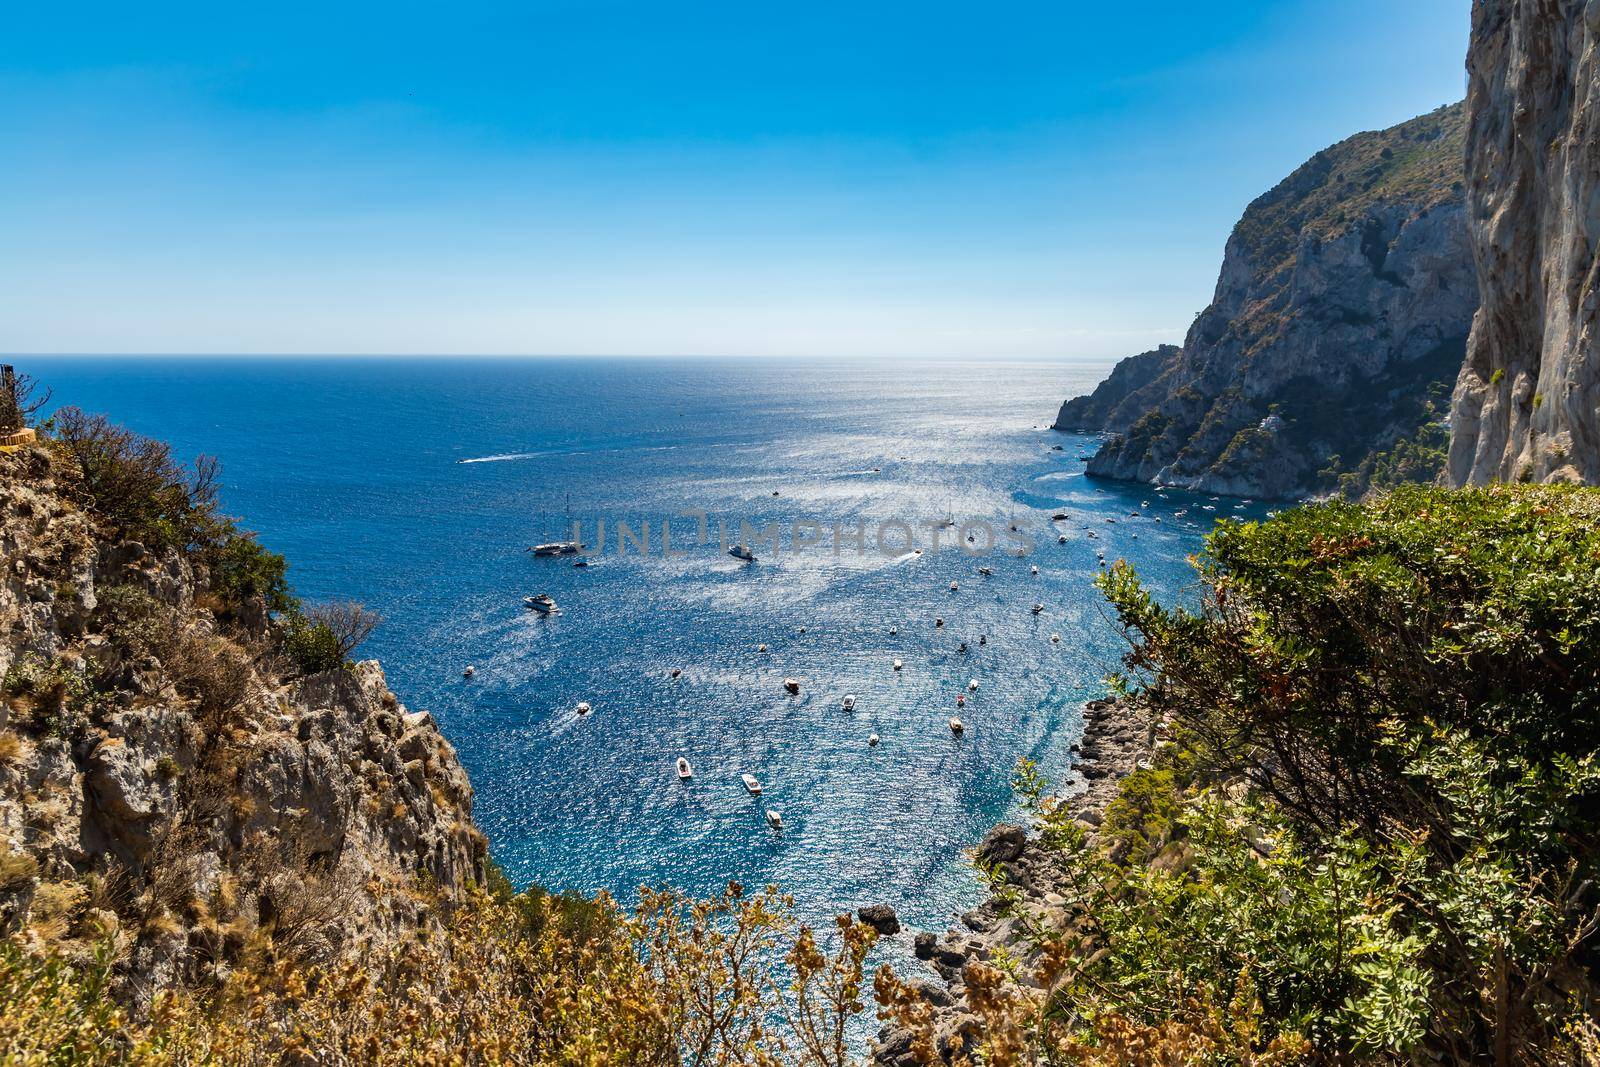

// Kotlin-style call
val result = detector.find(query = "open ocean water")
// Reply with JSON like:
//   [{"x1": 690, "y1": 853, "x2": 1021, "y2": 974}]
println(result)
[{"x1": 34, "y1": 356, "x2": 1261, "y2": 960}]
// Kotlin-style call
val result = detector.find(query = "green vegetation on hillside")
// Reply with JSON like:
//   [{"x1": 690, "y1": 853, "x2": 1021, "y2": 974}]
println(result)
[{"x1": 887, "y1": 486, "x2": 1600, "y2": 1063}]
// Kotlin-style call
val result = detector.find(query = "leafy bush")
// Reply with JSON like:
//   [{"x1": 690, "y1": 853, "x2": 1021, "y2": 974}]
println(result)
[
  {"x1": 280, "y1": 613, "x2": 345, "y2": 676},
  {"x1": 205, "y1": 533, "x2": 294, "y2": 614}
]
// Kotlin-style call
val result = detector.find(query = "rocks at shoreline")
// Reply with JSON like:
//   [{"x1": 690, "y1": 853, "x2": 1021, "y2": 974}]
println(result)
[{"x1": 873, "y1": 696, "x2": 1152, "y2": 1064}]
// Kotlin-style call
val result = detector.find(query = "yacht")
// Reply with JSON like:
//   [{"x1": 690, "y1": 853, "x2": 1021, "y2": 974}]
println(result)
[
  {"x1": 741, "y1": 773, "x2": 762, "y2": 795},
  {"x1": 530, "y1": 542, "x2": 582, "y2": 557},
  {"x1": 524, "y1": 594, "x2": 558, "y2": 614}
]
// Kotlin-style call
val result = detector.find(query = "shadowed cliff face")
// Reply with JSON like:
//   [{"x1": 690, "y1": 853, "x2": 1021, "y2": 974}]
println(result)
[
  {"x1": 1062, "y1": 104, "x2": 1476, "y2": 500},
  {"x1": 1448, "y1": 0, "x2": 1600, "y2": 486}
]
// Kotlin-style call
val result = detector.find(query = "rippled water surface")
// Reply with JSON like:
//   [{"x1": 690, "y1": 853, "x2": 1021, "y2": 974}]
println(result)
[{"x1": 39, "y1": 357, "x2": 1259, "y2": 943}]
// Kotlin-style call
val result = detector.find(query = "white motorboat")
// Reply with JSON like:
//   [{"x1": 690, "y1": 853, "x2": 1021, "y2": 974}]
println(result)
[
  {"x1": 949, "y1": 581, "x2": 959, "y2": 592},
  {"x1": 868, "y1": 733, "x2": 880, "y2": 747},
  {"x1": 1030, "y1": 565, "x2": 1039, "y2": 575},
  {"x1": 949, "y1": 717, "x2": 965, "y2": 734},
  {"x1": 784, "y1": 678, "x2": 801, "y2": 694},
  {"x1": 1051, "y1": 633, "x2": 1061, "y2": 643},
  {"x1": 575, "y1": 701, "x2": 592, "y2": 716},
  {"x1": 842, "y1": 694, "x2": 856, "y2": 711},
  {"x1": 676, "y1": 757, "x2": 693, "y2": 780},
  {"x1": 525, "y1": 594, "x2": 558, "y2": 614},
  {"x1": 766, "y1": 810, "x2": 783, "y2": 831},
  {"x1": 741, "y1": 773, "x2": 762, "y2": 795},
  {"x1": 462, "y1": 666, "x2": 475, "y2": 678},
  {"x1": 967, "y1": 679, "x2": 979, "y2": 691},
  {"x1": 892, "y1": 659, "x2": 904, "y2": 671},
  {"x1": 1031, "y1": 603, "x2": 1044, "y2": 614},
  {"x1": 729, "y1": 544, "x2": 756, "y2": 562}
]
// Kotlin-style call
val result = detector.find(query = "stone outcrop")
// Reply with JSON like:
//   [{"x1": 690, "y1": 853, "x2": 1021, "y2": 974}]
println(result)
[
  {"x1": 0, "y1": 443, "x2": 486, "y2": 1009},
  {"x1": 1447, "y1": 1, "x2": 1600, "y2": 486},
  {"x1": 1062, "y1": 104, "x2": 1476, "y2": 499},
  {"x1": 1053, "y1": 345, "x2": 1182, "y2": 433}
]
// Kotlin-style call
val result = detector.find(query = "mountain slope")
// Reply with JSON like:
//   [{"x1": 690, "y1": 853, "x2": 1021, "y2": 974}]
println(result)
[{"x1": 1062, "y1": 103, "x2": 1475, "y2": 499}]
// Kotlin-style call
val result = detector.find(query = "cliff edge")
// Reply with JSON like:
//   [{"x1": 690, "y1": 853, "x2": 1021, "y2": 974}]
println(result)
[
  {"x1": 1447, "y1": 0, "x2": 1600, "y2": 486},
  {"x1": 0, "y1": 433, "x2": 486, "y2": 1012}
]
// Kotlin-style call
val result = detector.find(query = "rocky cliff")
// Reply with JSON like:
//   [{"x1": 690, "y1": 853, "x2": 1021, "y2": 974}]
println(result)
[
  {"x1": 1064, "y1": 103, "x2": 1476, "y2": 499},
  {"x1": 1447, "y1": 1, "x2": 1600, "y2": 486},
  {"x1": 0, "y1": 440, "x2": 485, "y2": 1011}
]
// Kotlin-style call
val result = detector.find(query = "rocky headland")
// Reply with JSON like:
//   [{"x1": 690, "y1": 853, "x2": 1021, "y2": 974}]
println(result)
[
  {"x1": 1059, "y1": 103, "x2": 1476, "y2": 500},
  {"x1": 0, "y1": 437, "x2": 486, "y2": 1013}
]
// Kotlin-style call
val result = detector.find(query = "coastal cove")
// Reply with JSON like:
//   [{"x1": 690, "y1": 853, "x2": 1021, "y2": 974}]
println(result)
[{"x1": 34, "y1": 357, "x2": 1248, "y2": 941}]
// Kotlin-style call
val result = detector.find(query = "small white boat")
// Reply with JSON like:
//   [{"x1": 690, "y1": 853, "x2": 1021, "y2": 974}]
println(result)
[
  {"x1": 1031, "y1": 603, "x2": 1044, "y2": 615},
  {"x1": 766, "y1": 809, "x2": 783, "y2": 831},
  {"x1": 1050, "y1": 633, "x2": 1061, "y2": 643},
  {"x1": 575, "y1": 701, "x2": 592, "y2": 716},
  {"x1": 967, "y1": 679, "x2": 979, "y2": 691},
  {"x1": 949, "y1": 581, "x2": 958, "y2": 592},
  {"x1": 572, "y1": 557, "x2": 590, "y2": 568},
  {"x1": 525, "y1": 594, "x2": 558, "y2": 615},
  {"x1": 671, "y1": 668, "x2": 682, "y2": 679},
  {"x1": 676, "y1": 757, "x2": 693, "y2": 780},
  {"x1": 949, "y1": 717, "x2": 965, "y2": 734},
  {"x1": 935, "y1": 617, "x2": 945, "y2": 628},
  {"x1": 784, "y1": 678, "x2": 801, "y2": 694},
  {"x1": 741, "y1": 773, "x2": 762, "y2": 795},
  {"x1": 1057, "y1": 534, "x2": 1068, "y2": 544},
  {"x1": 729, "y1": 544, "x2": 756, "y2": 562},
  {"x1": 893, "y1": 659, "x2": 904, "y2": 671},
  {"x1": 1030, "y1": 565, "x2": 1039, "y2": 575},
  {"x1": 868, "y1": 733, "x2": 880, "y2": 746},
  {"x1": 842, "y1": 694, "x2": 856, "y2": 711},
  {"x1": 529, "y1": 541, "x2": 582, "y2": 557},
  {"x1": 889, "y1": 626, "x2": 898, "y2": 636},
  {"x1": 462, "y1": 666, "x2": 476, "y2": 678},
  {"x1": 758, "y1": 643, "x2": 768, "y2": 653}
]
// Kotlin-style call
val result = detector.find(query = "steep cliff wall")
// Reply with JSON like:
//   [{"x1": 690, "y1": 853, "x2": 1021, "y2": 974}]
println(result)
[
  {"x1": 1064, "y1": 104, "x2": 1476, "y2": 499},
  {"x1": 0, "y1": 442, "x2": 485, "y2": 1010},
  {"x1": 1447, "y1": 0, "x2": 1600, "y2": 485}
]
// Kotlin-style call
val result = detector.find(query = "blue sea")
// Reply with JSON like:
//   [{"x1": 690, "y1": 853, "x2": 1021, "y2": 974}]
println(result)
[{"x1": 33, "y1": 357, "x2": 1252, "y2": 952}]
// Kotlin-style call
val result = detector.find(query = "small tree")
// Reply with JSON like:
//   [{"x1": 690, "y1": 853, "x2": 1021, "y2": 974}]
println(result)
[
  {"x1": 0, "y1": 364, "x2": 49, "y2": 433},
  {"x1": 305, "y1": 600, "x2": 382, "y2": 659}
]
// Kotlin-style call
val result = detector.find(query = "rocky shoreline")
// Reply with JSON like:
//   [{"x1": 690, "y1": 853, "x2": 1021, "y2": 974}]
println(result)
[{"x1": 873, "y1": 696, "x2": 1153, "y2": 1065}]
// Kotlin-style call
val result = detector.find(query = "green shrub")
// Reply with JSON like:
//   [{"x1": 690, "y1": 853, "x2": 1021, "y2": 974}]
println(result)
[
  {"x1": 206, "y1": 533, "x2": 294, "y2": 613},
  {"x1": 1092, "y1": 485, "x2": 1600, "y2": 1059},
  {"x1": 281, "y1": 614, "x2": 344, "y2": 675}
]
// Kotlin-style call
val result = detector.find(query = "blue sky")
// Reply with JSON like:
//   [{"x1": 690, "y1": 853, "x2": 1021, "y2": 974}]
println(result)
[{"x1": 1, "y1": 1, "x2": 1468, "y2": 359}]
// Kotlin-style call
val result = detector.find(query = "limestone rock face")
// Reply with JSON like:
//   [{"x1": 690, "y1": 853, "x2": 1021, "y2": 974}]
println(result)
[
  {"x1": 1447, "y1": 0, "x2": 1600, "y2": 486},
  {"x1": 1063, "y1": 104, "x2": 1476, "y2": 500},
  {"x1": 0, "y1": 444, "x2": 486, "y2": 1008}
]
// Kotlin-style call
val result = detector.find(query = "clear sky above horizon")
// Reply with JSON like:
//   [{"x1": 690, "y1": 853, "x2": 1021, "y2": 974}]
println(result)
[{"x1": 2, "y1": 1, "x2": 1469, "y2": 360}]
